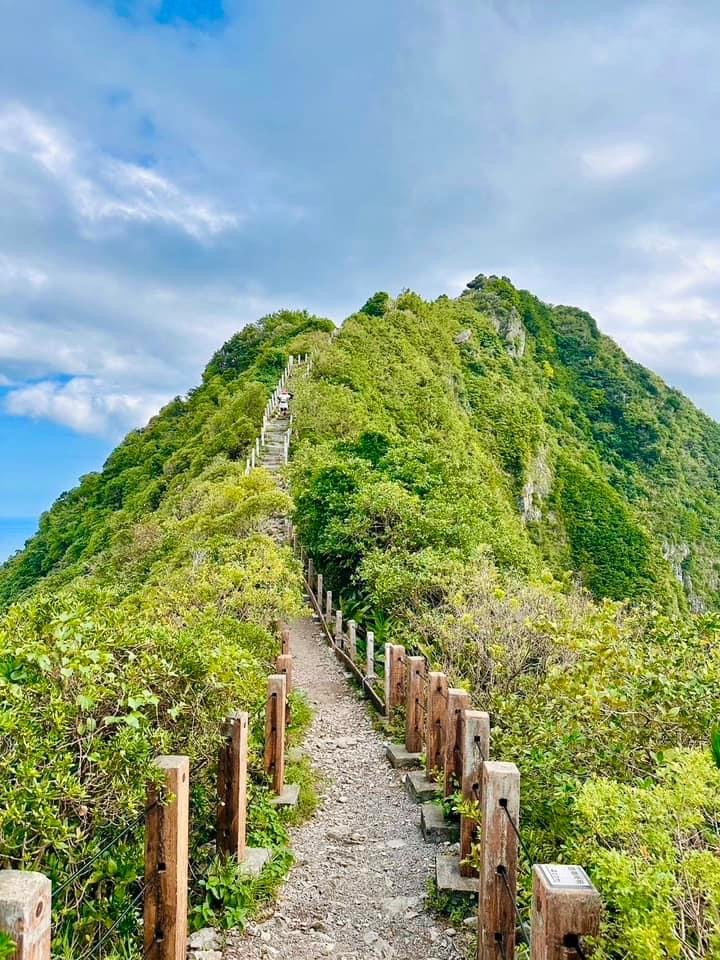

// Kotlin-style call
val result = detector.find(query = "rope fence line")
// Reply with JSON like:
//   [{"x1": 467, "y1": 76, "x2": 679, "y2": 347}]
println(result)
[{"x1": 298, "y1": 546, "x2": 604, "y2": 959}]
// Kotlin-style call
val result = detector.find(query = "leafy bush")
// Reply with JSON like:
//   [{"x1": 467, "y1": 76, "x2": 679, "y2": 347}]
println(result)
[{"x1": 0, "y1": 312, "x2": 324, "y2": 954}]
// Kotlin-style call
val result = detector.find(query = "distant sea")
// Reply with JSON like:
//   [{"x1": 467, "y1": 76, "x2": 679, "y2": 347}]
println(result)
[{"x1": 0, "y1": 517, "x2": 38, "y2": 564}]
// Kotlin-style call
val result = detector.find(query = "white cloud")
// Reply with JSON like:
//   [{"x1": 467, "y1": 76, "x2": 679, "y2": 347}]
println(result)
[
  {"x1": 580, "y1": 141, "x2": 651, "y2": 179},
  {"x1": 0, "y1": 104, "x2": 240, "y2": 239},
  {"x1": 4, "y1": 377, "x2": 168, "y2": 434}
]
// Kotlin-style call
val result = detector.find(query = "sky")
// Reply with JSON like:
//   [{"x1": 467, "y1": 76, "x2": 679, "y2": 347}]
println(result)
[{"x1": 1, "y1": 0, "x2": 720, "y2": 559}]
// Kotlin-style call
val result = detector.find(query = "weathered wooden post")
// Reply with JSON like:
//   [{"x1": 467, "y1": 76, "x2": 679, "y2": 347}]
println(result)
[
  {"x1": 316, "y1": 574, "x2": 324, "y2": 614},
  {"x1": 264, "y1": 675, "x2": 287, "y2": 795},
  {"x1": 250, "y1": 448, "x2": 256, "y2": 469},
  {"x1": 276, "y1": 654, "x2": 293, "y2": 694},
  {"x1": 477, "y1": 762, "x2": 520, "y2": 960},
  {"x1": 427, "y1": 671, "x2": 448, "y2": 781},
  {"x1": 334, "y1": 609, "x2": 344, "y2": 645},
  {"x1": 384, "y1": 644, "x2": 406, "y2": 717},
  {"x1": 144, "y1": 755, "x2": 190, "y2": 960},
  {"x1": 325, "y1": 589, "x2": 333, "y2": 623},
  {"x1": 460, "y1": 710, "x2": 490, "y2": 878},
  {"x1": 0, "y1": 871, "x2": 51, "y2": 960},
  {"x1": 443, "y1": 688, "x2": 470, "y2": 797},
  {"x1": 347, "y1": 620, "x2": 357, "y2": 660},
  {"x1": 307, "y1": 558, "x2": 315, "y2": 593},
  {"x1": 531, "y1": 865, "x2": 601, "y2": 960},
  {"x1": 276, "y1": 653, "x2": 293, "y2": 728},
  {"x1": 405, "y1": 656, "x2": 427, "y2": 754},
  {"x1": 365, "y1": 629, "x2": 375, "y2": 678},
  {"x1": 217, "y1": 712, "x2": 248, "y2": 862},
  {"x1": 280, "y1": 625, "x2": 291, "y2": 657}
]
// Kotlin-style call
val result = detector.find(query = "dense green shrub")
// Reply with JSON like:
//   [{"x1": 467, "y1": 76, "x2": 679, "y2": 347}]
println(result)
[
  {"x1": 289, "y1": 282, "x2": 720, "y2": 957},
  {"x1": 0, "y1": 312, "x2": 327, "y2": 955}
]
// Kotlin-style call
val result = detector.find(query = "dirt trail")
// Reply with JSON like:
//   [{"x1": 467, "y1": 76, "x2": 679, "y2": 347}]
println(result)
[{"x1": 223, "y1": 616, "x2": 468, "y2": 960}]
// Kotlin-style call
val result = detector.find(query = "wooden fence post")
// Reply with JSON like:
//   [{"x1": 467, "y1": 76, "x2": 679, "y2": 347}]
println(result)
[
  {"x1": 316, "y1": 574, "x2": 323, "y2": 613},
  {"x1": 427, "y1": 672, "x2": 448, "y2": 781},
  {"x1": 217, "y1": 713, "x2": 248, "y2": 863},
  {"x1": 276, "y1": 654, "x2": 293, "y2": 727},
  {"x1": 347, "y1": 620, "x2": 357, "y2": 660},
  {"x1": 325, "y1": 590, "x2": 333, "y2": 623},
  {"x1": 443, "y1": 688, "x2": 470, "y2": 797},
  {"x1": 307, "y1": 559, "x2": 315, "y2": 593},
  {"x1": 144, "y1": 755, "x2": 189, "y2": 960},
  {"x1": 276, "y1": 654, "x2": 293, "y2": 694},
  {"x1": 366, "y1": 630, "x2": 375, "y2": 678},
  {"x1": 477, "y1": 762, "x2": 520, "y2": 960},
  {"x1": 264, "y1": 675, "x2": 287, "y2": 795},
  {"x1": 0, "y1": 871, "x2": 51, "y2": 960},
  {"x1": 335, "y1": 609, "x2": 343, "y2": 645},
  {"x1": 384, "y1": 644, "x2": 406, "y2": 717},
  {"x1": 280, "y1": 625, "x2": 291, "y2": 657},
  {"x1": 405, "y1": 656, "x2": 427, "y2": 754},
  {"x1": 531, "y1": 865, "x2": 601, "y2": 960},
  {"x1": 460, "y1": 709, "x2": 490, "y2": 877}
]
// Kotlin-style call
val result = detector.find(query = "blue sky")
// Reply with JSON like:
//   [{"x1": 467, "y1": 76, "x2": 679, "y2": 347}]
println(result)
[{"x1": 2, "y1": 0, "x2": 720, "y2": 560}]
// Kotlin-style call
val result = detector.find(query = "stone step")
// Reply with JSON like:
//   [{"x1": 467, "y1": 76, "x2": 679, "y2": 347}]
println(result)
[
  {"x1": 404, "y1": 771, "x2": 440, "y2": 804},
  {"x1": 420, "y1": 802, "x2": 458, "y2": 843}
]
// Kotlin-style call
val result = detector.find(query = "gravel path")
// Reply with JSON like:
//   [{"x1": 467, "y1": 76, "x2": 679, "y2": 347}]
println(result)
[{"x1": 222, "y1": 616, "x2": 468, "y2": 960}]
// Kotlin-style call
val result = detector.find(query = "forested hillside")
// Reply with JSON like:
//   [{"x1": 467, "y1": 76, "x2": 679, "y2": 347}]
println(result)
[
  {"x1": 287, "y1": 280, "x2": 720, "y2": 958},
  {"x1": 3, "y1": 278, "x2": 720, "y2": 958},
  {"x1": 0, "y1": 310, "x2": 331, "y2": 954}
]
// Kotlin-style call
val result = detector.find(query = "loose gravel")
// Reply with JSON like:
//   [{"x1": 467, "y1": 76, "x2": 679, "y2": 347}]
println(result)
[{"x1": 221, "y1": 616, "x2": 471, "y2": 960}]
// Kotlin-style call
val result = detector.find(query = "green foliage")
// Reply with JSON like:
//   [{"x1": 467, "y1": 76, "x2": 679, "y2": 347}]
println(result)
[
  {"x1": 287, "y1": 279, "x2": 720, "y2": 957},
  {"x1": 0, "y1": 312, "x2": 322, "y2": 953},
  {"x1": 0, "y1": 310, "x2": 331, "y2": 608}
]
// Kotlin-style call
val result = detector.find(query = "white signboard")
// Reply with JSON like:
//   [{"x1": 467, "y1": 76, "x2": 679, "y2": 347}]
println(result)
[{"x1": 538, "y1": 864, "x2": 592, "y2": 889}]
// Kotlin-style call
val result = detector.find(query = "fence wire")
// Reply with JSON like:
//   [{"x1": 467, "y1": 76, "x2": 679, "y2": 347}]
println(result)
[
  {"x1": 77, "y1": 882, "x2": 147, "y2": 959},
  {"x1": 500, "y1": 800, "x2": 535, "y2": 869},
  {"x1": 54, "y1": 804, "x2": 156, "y2": 897}
]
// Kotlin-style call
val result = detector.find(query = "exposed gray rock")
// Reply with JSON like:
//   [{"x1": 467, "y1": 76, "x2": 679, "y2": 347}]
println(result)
[
  {"x1": 454, "y1": 329, "x2": 472, "y2": 345},
  {"x1": 189, "y1": 929, "x2": 220, "y2": 950},
  {"x1": 521, "y1": 446, "x2": 552, "y2": 524}
]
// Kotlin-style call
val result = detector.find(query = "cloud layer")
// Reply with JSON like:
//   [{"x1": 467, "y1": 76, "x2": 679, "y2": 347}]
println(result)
[{"x1": 0, "y1": 0, "x2": 719, "y2": 445}]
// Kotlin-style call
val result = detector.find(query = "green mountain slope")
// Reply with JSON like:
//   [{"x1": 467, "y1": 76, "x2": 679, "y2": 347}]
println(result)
[
  {"x1": 0, "y1": 310, "x2": 333, "y2": 607},
  {"x1": 293, "y1": 278, "x2": 720, "y2": 614},
  {"x1": 3, "y1": 279, "x2": 720, "y2": 957}
]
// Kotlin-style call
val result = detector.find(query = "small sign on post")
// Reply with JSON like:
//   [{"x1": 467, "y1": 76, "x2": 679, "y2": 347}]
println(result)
[
  {"x1": 459, "y1": 710, "x2": 490, "y2": 877},
  {"x1": 531, "y1": 864, "x2": 601, "y2": 960},
  {"x1": 217, "y1": 712, "x2": 249, "y2": 863},
  {"x1": 477, "y1": 762, "x2": 520, "y2": 960},
  {"x1": 405, "y1": 656, "x2": 427, "y2": 754},
  {"x1": 264, "y1": 675, "x2": 287, "y2": 795},
  {"x1": 0, "y1": 870, "x2": 52, "y2": 960},
  {"x1": 144, "y1": 756, "x2": 190, "y2": 960},
  {"x1": 443, "y1": 688, "x2": 470, "y2": 797}
]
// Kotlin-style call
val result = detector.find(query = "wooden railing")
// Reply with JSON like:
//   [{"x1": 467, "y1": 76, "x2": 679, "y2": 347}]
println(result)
[
  {"x1": 298, "y1": 549, "x2": 602, "y2": 960},
  {"x1": 0, "y1": 636, "x2": 296, "y2": 959}
]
